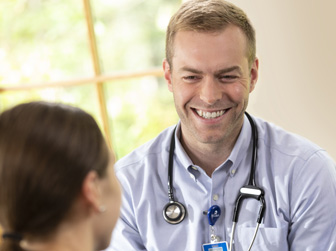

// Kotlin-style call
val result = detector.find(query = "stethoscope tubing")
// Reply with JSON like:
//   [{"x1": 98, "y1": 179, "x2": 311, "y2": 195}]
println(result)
[{"x1": 164, "y1": 112, "x2": 266, "y2": 250}]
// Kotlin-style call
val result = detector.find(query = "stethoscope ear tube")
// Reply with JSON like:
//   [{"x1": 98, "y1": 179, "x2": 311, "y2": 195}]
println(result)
[
  {"x1": 163, "y1": 127, "x2": 187, "y2": 224},
  {"x1": 232, "y1": 185, "x2": 265, "y2": 223},
  {"x1": 230, "y1": 186, "x2": 265, "y2": 251},
  {"x1": 257, "y1": 196, "x2": 266, "y2": 224}
]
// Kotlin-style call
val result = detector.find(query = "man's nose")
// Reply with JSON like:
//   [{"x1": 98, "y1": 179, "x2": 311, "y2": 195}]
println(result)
[{"x1": 199, "y1": 77, "x2": 222, "y2": 105}]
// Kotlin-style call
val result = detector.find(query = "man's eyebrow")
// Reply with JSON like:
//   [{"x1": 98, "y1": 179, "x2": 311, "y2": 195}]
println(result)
[
  {"x1": 178, "y1": 67, "x2": 203, "y2": 74},
  {"x1": 177, "y1": 66, "x2": 242, "y2": 75},
  {"x1": 215, "y1": 66, "x2": 242, "y2": 75}
]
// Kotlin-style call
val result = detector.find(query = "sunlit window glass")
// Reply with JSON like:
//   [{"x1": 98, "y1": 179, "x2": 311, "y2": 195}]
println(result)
[{"x1": 0, "y1": 0, "x2": 181, "y2": 159}]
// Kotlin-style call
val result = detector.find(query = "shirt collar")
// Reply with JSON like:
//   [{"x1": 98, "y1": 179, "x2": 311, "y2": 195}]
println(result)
[
  {"x1": 225, "y1": 114, "x2": 253, "y2": 173},
  {"x1": 174, "y1": 121, "x2": 194, "y2": 169}
]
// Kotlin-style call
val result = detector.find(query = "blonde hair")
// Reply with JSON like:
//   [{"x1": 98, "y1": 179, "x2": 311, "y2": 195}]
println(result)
[{"x1": 166, "y1": 0, "x2": 256, "y2": 68}]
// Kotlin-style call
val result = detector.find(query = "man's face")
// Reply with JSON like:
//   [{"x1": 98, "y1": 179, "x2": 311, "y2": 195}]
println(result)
[{"x1": 163, "y1": 25, "x2": 258, "y2": 147}]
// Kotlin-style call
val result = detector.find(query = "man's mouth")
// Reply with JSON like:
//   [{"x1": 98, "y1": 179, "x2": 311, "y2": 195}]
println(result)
[{"x1": 194, "y1": 109, "x2": 227, "y2": 119}]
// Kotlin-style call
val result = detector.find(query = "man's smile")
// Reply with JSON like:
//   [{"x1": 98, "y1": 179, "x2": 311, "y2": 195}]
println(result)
[{"x1": 193, "y1": 108, "x2": 228, "y2": 119}]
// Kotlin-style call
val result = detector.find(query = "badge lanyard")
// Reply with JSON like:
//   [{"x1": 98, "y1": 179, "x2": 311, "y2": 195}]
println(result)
[
  {"x1": 208, "y1": 205, "x2": 221, "y2": 243},
  {"x1": 203, "y1": 205, "x2": 228, "y2": 251}
]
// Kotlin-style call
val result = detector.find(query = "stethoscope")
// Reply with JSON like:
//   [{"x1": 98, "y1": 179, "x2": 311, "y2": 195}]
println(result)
[{"x1": 162, "y1": 112, "x2": 266, "y2": 251}]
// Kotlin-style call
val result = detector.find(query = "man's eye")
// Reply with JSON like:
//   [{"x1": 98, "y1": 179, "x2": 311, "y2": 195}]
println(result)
[
  {"x1": 183, "y1": 76, "x2": 200, "y2": 81},
  {"x1": 220, "y1": 75, "x2": 238, "y2": 81}
]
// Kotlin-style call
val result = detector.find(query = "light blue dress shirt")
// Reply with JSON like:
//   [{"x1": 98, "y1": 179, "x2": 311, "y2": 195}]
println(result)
[{"x1": 106, "y1": 114, "x2": 336, "y2": 251}]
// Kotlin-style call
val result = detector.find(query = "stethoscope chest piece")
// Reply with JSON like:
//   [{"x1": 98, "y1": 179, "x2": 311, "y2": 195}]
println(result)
[{"x1": 163, "y1": 201, "x2": 186, "y2": 224}]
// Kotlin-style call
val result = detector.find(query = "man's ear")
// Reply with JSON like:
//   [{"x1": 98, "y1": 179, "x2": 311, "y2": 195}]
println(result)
[
  {"x1": 163, "y1": 59, "x2": 173, "y2": 92},
  {"x1": 81, "y1": 171, "x2": 101, "y2": 213},
  {"x1": 249, "y1": 57, "x2": 259, "y2": 93}
]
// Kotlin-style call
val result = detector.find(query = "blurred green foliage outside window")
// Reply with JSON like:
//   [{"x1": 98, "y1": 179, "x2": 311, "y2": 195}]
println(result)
[{"x1": 0, "y1": 0, "x2": 181, "y2": 159}]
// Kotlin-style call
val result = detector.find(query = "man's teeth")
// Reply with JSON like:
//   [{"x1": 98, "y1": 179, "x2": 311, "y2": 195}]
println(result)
[{"x1": 196, "y1": 109, "x2": 226, "y2": 119}]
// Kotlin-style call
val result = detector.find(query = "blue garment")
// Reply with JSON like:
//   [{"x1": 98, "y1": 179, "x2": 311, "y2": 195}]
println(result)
[{"x1": 106, "y1": 114, "x2": 336, "y2": 251}]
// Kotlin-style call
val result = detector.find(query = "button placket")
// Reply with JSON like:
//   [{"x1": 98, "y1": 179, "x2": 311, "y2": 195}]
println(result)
[
  {"x1": 210, "y1": 168, "x2": 228, "y2": 243},
  {"x1": 230, "y1": 168, "x2": 236, "y2": 177}
]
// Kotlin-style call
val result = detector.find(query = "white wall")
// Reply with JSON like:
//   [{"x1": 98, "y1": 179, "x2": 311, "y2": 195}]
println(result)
[{"x1": 233, "y1": 0, "x2": 336, "y2": 160}]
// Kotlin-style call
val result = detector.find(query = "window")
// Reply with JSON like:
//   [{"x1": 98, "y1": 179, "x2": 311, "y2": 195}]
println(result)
[{"x1": 0, "y1": 0, "x2": 181, "y2": 158}]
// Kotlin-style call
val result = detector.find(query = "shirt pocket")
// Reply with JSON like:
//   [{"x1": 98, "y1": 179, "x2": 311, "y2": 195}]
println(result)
[{"x1": 235, "y1": 226, "x2": 288, "y2": 251}]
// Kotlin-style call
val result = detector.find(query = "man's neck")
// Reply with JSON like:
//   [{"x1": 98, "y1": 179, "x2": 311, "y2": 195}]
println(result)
[{"x1": 180, "y1": 135, "x2": 237, "y2": 177}]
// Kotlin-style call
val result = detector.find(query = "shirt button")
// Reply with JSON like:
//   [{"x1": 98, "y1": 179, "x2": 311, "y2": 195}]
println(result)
[
  {"x1": 213, "y1": 194, "x2": 219, "y2": 201},
  {"x1": 191, "y1": 165, "x2": 198, "y2": 171},
  {"x1": 231, "y1": 169, "x2": 236, "y2": 175}
]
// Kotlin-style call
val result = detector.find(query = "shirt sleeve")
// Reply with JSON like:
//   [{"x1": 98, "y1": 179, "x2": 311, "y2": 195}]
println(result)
[
  {"x1": 104, "y1": 169, "x2": 147, "y2": 251},
  {"x1": 106, "y1": 217, "x2": 147, "y2": 251},
  {"x1": 288, "y1": 150, "x2": 336, "y2": 251}
]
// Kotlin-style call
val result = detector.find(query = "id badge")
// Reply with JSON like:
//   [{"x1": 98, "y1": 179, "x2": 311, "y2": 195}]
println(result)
[{"x1": 202, "y1": 241, "x2": 228, "y2": 251}]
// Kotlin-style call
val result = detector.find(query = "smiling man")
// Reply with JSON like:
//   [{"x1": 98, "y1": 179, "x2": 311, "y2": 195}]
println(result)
[
  {"x1": 107, "y1": 1, "x2": 336, "y2": 250},
  {"x1": 163, "y1": 25, "x2": 258, "y2": 177}
]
